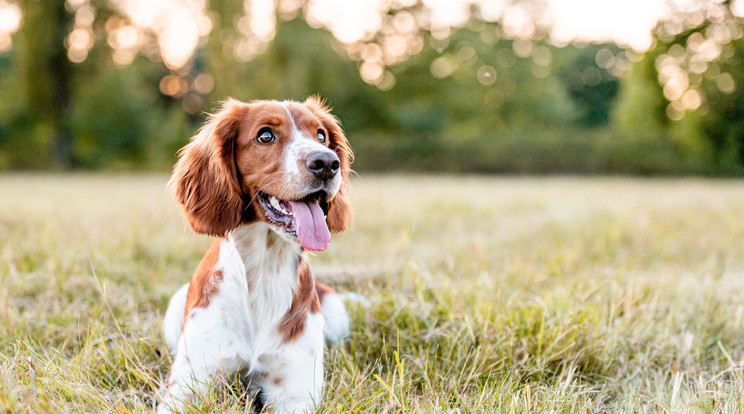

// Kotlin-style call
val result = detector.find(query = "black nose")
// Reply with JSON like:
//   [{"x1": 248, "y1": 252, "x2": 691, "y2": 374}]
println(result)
[{"x1": 305, "y1": 151, "x2": 340, "y2": 181}]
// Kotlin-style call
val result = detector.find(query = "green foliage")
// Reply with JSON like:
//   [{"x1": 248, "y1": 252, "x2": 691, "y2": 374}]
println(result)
[
  {"x1": 559, "y1": 44, "x2": 620, "y2": 126},
  {"x1": 69, "y1": 62, "x2": 189, "y2": 169},
  {"x1": 12, "y1": 0, "x2": 75, "y2": 169},
  {"x1": 71, "y1": 66, "x2": 152, "y2": 168},
  {"x1": 611, "y1": 5, "x2": 744, "y2": 175},
  {"x1": 612, "y1": 56, "x2": 667, "y2": 141},
  {"x1": 700, "y1": 37, "x2": 744, "y2": 169},
  {"x1": 1, "y1": 2, "x2": 744, "y2": 175}
]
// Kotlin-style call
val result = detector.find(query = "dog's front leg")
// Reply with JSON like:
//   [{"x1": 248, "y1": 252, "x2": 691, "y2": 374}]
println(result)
[
  {"x1": 159, "y1": 316, "x2": 245, "y2": 413},
  {"x1": 257, "y1": 348, "x2": 324, "y2": 413},
  {"x1": 158, "y1": 349, "x2": 210, "y2": 414},
  {"x1": 256, "y1": 316, "x2": 325, "y2": 413}
]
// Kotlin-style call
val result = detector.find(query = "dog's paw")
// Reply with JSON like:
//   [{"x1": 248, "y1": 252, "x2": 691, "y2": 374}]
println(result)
[{"x1": 320, "y1": 292, "x2": 351, "y2": 343}]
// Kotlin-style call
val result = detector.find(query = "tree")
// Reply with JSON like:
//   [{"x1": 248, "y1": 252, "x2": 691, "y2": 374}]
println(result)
[{"x1": 14, "y1": 0, "x2": 74, "y2": 169}]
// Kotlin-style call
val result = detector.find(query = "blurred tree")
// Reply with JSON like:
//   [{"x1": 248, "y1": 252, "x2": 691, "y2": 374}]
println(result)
[
  {"x1": 619, "y1": 1, "x2": 744, "y2": 173},
  {"x1": 0, "y1": 0, "x2": 742, "y2": 175},
  {"x1": 210, "y1": 18, "x2": 394, "y2": 152},
  {"x1": 203, "y1": 0, "x2": 249, "y2": 101},
  {"x1": 699, "y1": 36, "x2": 744, "y2": 169},
  {"x1": 560, "y1": 45, "x2": 620, "y2": 126},
  {"x1": 11, "y1": 0, "x2": 74, "y2": 169},
  {"x1": 70, "y1": 63, "x2": 161, "y2": 168},
  {"x1": 612, "y1": 53, "x2": 668, "y2": 140}
]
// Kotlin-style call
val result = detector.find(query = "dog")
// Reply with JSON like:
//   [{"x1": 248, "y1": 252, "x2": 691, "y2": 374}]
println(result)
[{"x1": 159, "y1": 97, "x2": 353, "y2": 413}]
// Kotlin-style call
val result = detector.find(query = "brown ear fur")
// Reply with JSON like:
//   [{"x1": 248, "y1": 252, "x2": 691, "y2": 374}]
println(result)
[
  {"x1": 168, "y1": 99, "x2": 246, "y2": 236},
  {"x1": 304, "y1": 96, "x2": 354, "y2": 233}
]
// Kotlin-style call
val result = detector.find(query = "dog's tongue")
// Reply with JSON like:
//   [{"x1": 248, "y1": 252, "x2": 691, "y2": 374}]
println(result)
[{"x1": 288, "y1": 200, "x2": 330, "y2": 251}]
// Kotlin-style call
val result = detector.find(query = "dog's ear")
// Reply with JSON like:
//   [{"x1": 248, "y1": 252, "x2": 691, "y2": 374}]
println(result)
[
  {"x1": 169, "y1": 99, "x2": 246, "y2": 237},
  {"x1": 304, "y1": 96, "x2": 353, "y2": 233}
]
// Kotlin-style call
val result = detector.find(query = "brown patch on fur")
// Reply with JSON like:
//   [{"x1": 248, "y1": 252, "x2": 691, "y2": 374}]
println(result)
[
  {"x1": 169, "y1": 99, "x2": 246, "y2": 237},
  {"x1": 233, "y1": 102, "x2": 295, "y2": 209},
  {"x1": 278, "y1": 256, "x2": 321, "y2": 343},
  {"x1": 184, "y1": 238, "x2": 223, "y2": 319},
  {"x1": 302, "y1": 96, "x2": 354, "y2": 233},
  {"x1": 169, "y1": 97, "x2": 353, "y2": 237},
  {"x1": 272, "y1": 377, "x2": 283, "y2": 386},
  {"x1": 313, "y1": 281, "x2": 336, "y2": 307}
]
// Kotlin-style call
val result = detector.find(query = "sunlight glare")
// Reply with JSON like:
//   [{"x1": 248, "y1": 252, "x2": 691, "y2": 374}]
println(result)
[
  {"x1": 159, "y1": 9, "x2": 200, "y2": 69},
  {"x1": 423, "y1": 0, "x2": 470, "y2": 29},
  {"x1": 247, "y1": 0, "x2": 276, "y2": 42},
  {"x1": 116, "y1": 25, "x2": 138, "y2": 49},
  {"x1": 75, "y1": 5, "x2": 95, "y2": 26},
  {"x1": 502, "y1": 4, "x2": 535, "y2": 39},
  {"x1": 476, "y1": 0, "x2": 504, "y2": 22},
  {"x1": 306, "y1": 0, "x2": 385, "y2": 44},
  {"x1": 112, "y1": 0, "x2": 208, "y2": 69},
  {"x1": 106, "y1": 0, "x2": 736, "y2": 72},
  {"x1": 0, "y1": 3, "x2": 21, "y2": 34},
  {"x1": 733, "y1": 0, "x2": 744, "y2": 17},
  {"x1": 547, "y1": 0, "x2": 664, "y2": 51}
]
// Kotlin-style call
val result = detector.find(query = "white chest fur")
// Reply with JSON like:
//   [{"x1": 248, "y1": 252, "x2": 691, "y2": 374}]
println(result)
[{"x1": 160, "y1": 223, "x2": 326, "y2": 413}]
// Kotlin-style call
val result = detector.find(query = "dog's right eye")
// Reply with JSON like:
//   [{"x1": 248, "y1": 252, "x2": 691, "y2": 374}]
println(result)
[{"x1": 257, "y1": 128, "x2": 275, "y2": 144}]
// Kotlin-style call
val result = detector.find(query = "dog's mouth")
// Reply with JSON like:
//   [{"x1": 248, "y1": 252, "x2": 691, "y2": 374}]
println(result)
[{"x1": 257, "y1": 190, "x2": 330, "y2": 252}]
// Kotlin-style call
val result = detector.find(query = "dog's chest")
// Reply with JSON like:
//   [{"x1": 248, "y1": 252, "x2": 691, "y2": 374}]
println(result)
[{"x1": 213, "y1": 224, "x2": 302, "y2": 362}]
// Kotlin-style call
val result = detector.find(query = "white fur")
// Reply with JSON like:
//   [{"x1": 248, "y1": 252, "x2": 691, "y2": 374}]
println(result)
[
  {"x1": 320, "y1": 293, "x2": 350, "y2": 343},
  {"x1": 159, "y1": 223, "x2": 331, "y2": 413},
  {"x1": 281, "y1": 101, "x2": 342, "y2": 199},
  {"x1": 163, "y1": 283, "x2": 189, "y2": 354}
]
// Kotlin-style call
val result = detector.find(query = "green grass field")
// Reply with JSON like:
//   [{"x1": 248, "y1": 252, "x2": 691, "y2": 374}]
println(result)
[{"x1": 2, "y1": 174, "x2": 744, "y2": 413}]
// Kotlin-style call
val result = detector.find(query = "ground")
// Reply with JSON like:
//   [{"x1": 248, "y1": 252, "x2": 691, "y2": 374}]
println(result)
[{"x1": 1, "y1": 174, "x2": 743, "y2": 413}]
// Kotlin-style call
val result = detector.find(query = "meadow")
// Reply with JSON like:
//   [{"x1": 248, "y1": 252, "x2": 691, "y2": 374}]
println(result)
[{"x1": 1, "y1": 174, "x2": 744, "y2": 413}]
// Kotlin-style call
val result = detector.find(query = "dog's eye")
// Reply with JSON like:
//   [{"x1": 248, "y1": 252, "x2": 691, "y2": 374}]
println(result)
[
  {"x1": 257, "y1": 128, "x2": 275, "y2": 144},
  {"x1": 316, "y1": 130, "x2": 326, "y2": 143}
]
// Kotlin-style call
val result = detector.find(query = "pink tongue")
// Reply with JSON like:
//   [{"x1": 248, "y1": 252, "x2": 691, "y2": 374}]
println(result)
[{"x1": 288, "y1": 200, "x2": 331, "y2": 251}]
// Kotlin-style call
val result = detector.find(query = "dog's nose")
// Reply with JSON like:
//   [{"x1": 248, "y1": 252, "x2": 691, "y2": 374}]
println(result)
[{"x1": 305, "y1": 151, "x2": 340, "y2": 181}]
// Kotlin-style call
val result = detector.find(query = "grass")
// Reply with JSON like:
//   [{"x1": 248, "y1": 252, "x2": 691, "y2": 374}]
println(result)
[{"x1": 2, "y1": 174, "x2": 744, "y2": 413}]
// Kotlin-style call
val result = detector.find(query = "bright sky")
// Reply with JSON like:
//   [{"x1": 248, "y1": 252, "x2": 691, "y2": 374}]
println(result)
[
  {"x1": 4, "y1": 0, "x2": 741, "y2": 68},
  {"x1": 306, "y1": 0, "x2": 741, "y2": 51},
  {"x1": 545, "y1": 0, "x2": 667, "y2": 50}
]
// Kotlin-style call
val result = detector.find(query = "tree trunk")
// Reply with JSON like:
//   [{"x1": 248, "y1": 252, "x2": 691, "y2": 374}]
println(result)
[
  {"x1": 18, "y1": 0, "x2": 74, "y2": 169},
  {"x1": 49, "y1": 0, "x2": 73, "y2": 169}
]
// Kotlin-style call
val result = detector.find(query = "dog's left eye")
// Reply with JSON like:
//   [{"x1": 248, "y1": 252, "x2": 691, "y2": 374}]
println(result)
[
  {"x1": 257, "y1": 128, "x2": 275, "y2": 144},
  {"x1": 316, "y1": 130, "x2": 326, "y2": 143}
]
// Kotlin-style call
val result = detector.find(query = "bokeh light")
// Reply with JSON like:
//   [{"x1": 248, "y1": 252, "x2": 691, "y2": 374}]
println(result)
[
  {"x1": 476, "y1": 65, "x2": 497, "y2": 85},
  {"x1": 3, "y1": 0, "x2": 740, "y2": 115},
  {"x1": 0, "y1": 1, "x2": 21, "y2": 53}
]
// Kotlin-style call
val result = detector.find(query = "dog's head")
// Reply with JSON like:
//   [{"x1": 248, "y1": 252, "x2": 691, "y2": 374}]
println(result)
[{"x1": 169, "y1": 97, "x2": 353, "y2": 251}]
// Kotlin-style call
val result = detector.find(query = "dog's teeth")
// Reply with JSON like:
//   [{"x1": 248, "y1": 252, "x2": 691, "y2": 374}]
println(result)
[
  {"x1": 269, "y1": 196, "x2": 291, "y2": 215},
  {"x1": 269, "y1": 196, "x2": 281, "y2": 210}
]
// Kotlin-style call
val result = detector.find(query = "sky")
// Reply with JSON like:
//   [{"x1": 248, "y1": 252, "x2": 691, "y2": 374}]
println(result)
[
  {"x1": 3, "y1": 0, "x2": 743, "y2": 69},
  {"x1": 303, "y1": 0, "x2": 669, "y2": 50},
  {"x1": 304, "y1": 0, "x2": 744, "y2": 51},
  {"x1": 545, "y1": 0, "x2": 666, "y2": 50}
]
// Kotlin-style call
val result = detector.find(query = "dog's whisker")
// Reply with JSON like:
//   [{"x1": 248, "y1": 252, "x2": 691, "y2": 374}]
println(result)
[
  {"x1": 241, "y1": 176, "x2": 286, "y2": 210},
  {"x1": 340, "y1": 168, "x2": 359, "y2": 178},
  {"x1": 244, "y1": 178, "x2": 287, "y2": 208}
]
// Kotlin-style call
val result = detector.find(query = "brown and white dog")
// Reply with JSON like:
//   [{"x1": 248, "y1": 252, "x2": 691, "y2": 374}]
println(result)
[{"x1": 159, "y1": 97, "x2": 353, "y2": 413}]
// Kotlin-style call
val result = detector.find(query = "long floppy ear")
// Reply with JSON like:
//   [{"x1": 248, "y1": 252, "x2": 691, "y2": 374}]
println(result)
[
  {"x1": 304, "y1": 96, "x2": 353, "y2": 233},
  {"x1": 168, "y1": 99, "x2": 246, "y2": 236}
]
